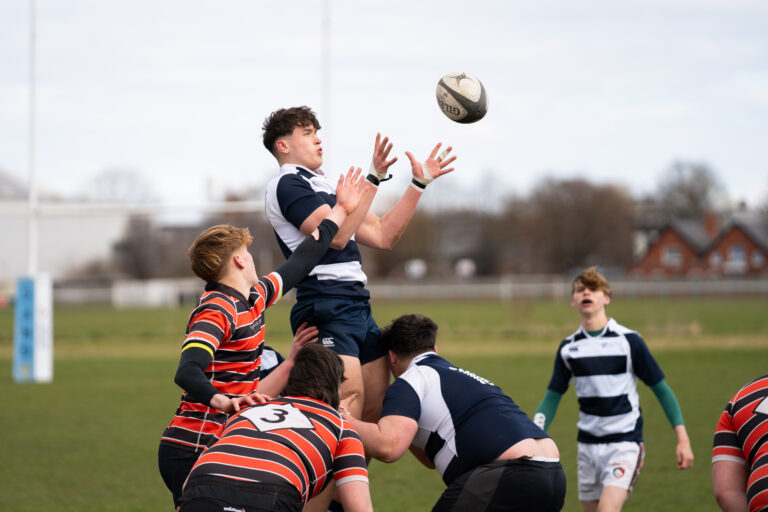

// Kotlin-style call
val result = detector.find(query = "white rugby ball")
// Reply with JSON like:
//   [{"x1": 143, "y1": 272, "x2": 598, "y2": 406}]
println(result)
[{"x1": 436, "y1": 72, "x2": 488, "y2": 123}]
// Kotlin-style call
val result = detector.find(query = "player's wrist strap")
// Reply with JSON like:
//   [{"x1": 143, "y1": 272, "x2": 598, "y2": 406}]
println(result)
[{"x1": 366, "y1": 173, "x2": 392, "y2": 186}]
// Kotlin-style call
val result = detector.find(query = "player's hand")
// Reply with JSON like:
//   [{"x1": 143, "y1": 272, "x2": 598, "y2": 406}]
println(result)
[
  {"x1": 370, "y1": 133, "x2": 397, "y2": 179},
  {"x1": 339, "y1": 392, "x2": 359, "y2": 417},
  {"x1": 335, "y1": 167, "x2": 364, "y2": 214},
  {"x1": 406, "y1": 142, "x2": 456, "y2": 187},
  {"x1": 210, "y1": 393, "x2": 269, "y2": 414},
  {"x1": 676, "y1": 440, "x2": 694, "y2": 469},
  {"x1": 287, "y1": 322, "x2": 319, "y2": 361}
]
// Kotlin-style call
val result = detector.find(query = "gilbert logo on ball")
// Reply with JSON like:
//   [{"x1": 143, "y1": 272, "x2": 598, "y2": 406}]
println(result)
[{"x1": 436, "y1": 72, "x2": 488, "y2": 123}]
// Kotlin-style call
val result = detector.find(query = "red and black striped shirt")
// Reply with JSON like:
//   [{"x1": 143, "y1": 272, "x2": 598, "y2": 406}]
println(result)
[
  {"x1": 161, "y1": 276, "x2": 282, "y2": 452},
  {"x1": 187, "y1": 396, "x2": 368, "y2": 503},
  {"x1": 712, "y1": 374, "x2": 768, "y2": 512}
]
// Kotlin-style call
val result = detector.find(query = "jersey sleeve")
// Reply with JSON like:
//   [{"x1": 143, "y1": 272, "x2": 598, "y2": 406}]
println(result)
[
  {"x1": 182, "y1": 296, "x2": 235, "y2": 356},
  {"x1": 712, "y1": 399, "x2": 746, "y2": 465},
  {"x1": 380, "y1": 377, "x2": 422, "y2": 421},
  {"x1": 333, "y1": 424, "x2": 369, "y2": 486},
  {"x1": 626, "y1": 332, "x2": 665, "y2": 386},
  {"x1": 255, "y1": 273, "x2": 283, "y2": 309},
  {"x1": 276, "y1": 173, "x2": 329, "y2": 229},
  {"x1": 546, "y1": 340, "x2": 573, "y2": 394}
]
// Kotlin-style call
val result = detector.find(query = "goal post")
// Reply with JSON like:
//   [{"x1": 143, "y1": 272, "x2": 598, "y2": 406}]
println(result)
[{"x1": 13, "y1": 274, "x2": 53, "y2": 383}]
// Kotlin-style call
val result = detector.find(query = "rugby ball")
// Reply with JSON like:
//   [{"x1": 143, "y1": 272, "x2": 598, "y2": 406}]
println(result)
[{"x1": 436, "y1": 72, "x2": 488, "y2": 123}]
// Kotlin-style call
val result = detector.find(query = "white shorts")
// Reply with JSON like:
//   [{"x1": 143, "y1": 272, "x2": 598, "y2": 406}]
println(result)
[{"x1": 576, "y1": 441, "x2": 645, "y2": 501}]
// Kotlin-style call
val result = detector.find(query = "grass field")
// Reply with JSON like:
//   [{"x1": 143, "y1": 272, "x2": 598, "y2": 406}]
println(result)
[{"x1": 0, "y1": 296, "x2": 766, "y2": 511}]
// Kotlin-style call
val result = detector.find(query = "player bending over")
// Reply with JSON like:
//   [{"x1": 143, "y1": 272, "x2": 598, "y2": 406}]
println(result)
[
  {"x1": 180, "y1": 343, "x2": 372, "y2": 512},
  {"x1": 534, "y1": 266, "x2": 694, "y2": 512},
  {"x1": 158, "y1": 167, "x2": 363, "y2": 510},
  {"x1": 341, "y1": 314, "x2": 566, "y2": 512}
]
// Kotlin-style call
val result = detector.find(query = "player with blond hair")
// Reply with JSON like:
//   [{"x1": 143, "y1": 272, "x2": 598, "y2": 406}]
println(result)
[
  {"x1": 158, "y1": 167, "x2": 363, "y2": 510},
  {"x1": 534, "y1": 266, "x2": 694, "y2": 511}
]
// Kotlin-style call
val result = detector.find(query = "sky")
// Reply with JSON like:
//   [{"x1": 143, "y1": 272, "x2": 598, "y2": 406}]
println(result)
[{"x1": 1, "y1": 0, "x2": 768, "y2": 214}]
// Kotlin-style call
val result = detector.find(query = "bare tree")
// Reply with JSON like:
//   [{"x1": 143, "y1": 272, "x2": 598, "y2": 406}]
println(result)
[
  {"x1": 657, "y1": 161, "x2": 724, "y2": 219},
  {"x1": 519, "y1": 178, "x2": 635, "y2": 273}
]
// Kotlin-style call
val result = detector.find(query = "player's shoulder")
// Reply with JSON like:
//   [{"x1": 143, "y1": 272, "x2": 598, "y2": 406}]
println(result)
[{"x1": 607, "y1": 318, "x2": 639, "y2": 337}]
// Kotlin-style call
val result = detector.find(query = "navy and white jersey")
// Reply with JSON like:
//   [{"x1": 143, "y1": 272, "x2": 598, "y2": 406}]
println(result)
[
  {"x1": 546, "y1": 318, "x2": 665, "y2": 444},
  {"x1": 264, "y1": 164, "x2": 368, "y2": 300},
  {"x1": 259, "y1": 346, "x2": 284, "y2": 380},
  {"x1": 381, "y1": 352, "x2": 548, "y2": 486}
]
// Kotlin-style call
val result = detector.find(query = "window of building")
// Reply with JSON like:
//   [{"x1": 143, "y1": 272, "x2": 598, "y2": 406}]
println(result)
[
  {"x1": 662, "y1": 245, "x2": 683, "y2": 267},
  {"x1": 752, "y1": 251, "x2": 765, "y2": 268},
  {"x1": 728, "y1": 244, "x2": 746, "y2": 263}
]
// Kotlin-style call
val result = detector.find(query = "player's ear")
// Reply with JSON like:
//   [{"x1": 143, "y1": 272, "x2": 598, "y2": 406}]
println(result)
[
  {"x1": 604, "y1": 294, "x2": 611, "y2": 306},
  {"x1": 275, "y1": 138, "x2": 289, "y2": 155}
]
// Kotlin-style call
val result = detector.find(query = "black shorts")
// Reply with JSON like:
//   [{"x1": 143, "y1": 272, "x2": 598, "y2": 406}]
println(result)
[
  {"x1": 180, "y1": 475, "x2": 303, "y2": 512},
  {"x1": 433, "y1": 458, "x2": 566, "y2": 512},
  {"x1": 158, "y1": 443, "x2": 200, "y2": 508}
]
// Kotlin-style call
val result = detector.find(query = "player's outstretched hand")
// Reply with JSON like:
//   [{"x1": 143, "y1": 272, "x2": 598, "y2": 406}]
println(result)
[
  {"x1": 676, "y1": 439, "x2": 694, "y2": 469},
  {"x1": 406, "y1": 142, "x2": 456, "y2": 188},
  {"x1": 370, "y1": 133, "x2": 398, "y2": 179},
  {"x1": 287, "y1": 322, "x2": 319, "y2": 362},
  {"x1": 335, "y1": 167, "x2": 364, "y2": 214}
]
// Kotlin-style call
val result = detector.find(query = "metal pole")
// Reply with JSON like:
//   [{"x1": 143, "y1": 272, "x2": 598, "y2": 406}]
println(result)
[
  {"x1": 27, "y1": 0, "x2": 38, "y2": 278},
  {"x1": 322, "y1": 0, "x2": 331, "y2": 173}
]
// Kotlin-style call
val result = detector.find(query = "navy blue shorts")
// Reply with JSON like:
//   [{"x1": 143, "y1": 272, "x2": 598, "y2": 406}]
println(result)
[{"x1": 290, "y1": 296, "x2": 385, "y2": 364}]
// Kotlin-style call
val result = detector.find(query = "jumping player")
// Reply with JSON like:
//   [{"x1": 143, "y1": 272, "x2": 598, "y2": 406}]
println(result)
[
  {"x1": 180, "y1": 343, "x2": 372, "y2": 512},
  {"x1": 341, "y1": 314, "x2": 566, "y2": 512},
  {"x1": 158, "y1": 168, "x2": 363, "y2": 510},
  {"x1": 712, "y1": 374, "x2": 768, "y2": 512},
  {"x1": 534, "y1": 266, "x2": 694, "y2": 512},
  {"x1": 262, "y1": 106, "x2": 456, "y2": 424}
]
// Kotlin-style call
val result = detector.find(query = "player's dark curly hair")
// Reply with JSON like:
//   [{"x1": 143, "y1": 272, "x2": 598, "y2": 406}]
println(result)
[
  {"x1": 380, "y1": 314, "x2": 438, "y2": 358},
  {"x1": 284, "y1": 343, "x2": 345, "y2": 409},
  {"x1": 262, "y1": 106, "x2": 321, "y2": 155}
]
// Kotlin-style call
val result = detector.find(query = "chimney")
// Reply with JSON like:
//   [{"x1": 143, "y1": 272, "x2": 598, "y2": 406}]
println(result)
[{"x1": 704, "y1": 211, "x2": 718, "y2": 238}]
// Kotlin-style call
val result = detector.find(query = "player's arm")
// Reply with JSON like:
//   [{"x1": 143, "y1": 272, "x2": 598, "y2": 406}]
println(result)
[
  {"x1": 275, "y1": 168, "x2": 362, "y2": 290},
  {"x1": 534, "y1": 389, "x2": 564, "y2": 432},
  {"x1": 408, "y1": 444, "x2": 435, "y2": 469},
  {"x1": 336, "y1": 481, "x2": 374, "y2": 512},
  {"x1": 712, "y1": 460, "x2": 748, "y2": 512},
  {"x1": 342, "y1": 413, "x2": 418, "y2": 463},
  {"x1": 650, "y1": 379, "x2": 694, "y2": 469},
  {"x1": 298, "y1": 133, "x2": 397, "y2": 248},
  {"x1": 256, "y1": 323, "x2": 318, "y2": 396},
  {"x1": 175, "y1": 347, "x2": 267, "y2": 414},
  {"x1": 354, "y1": 142, "x2": 456, "y2": 250}
]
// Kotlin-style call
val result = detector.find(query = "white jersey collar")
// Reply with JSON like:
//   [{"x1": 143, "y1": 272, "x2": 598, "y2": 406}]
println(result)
[{"x1": 279, "y1": 163, "x2": 323, "y2": 176}]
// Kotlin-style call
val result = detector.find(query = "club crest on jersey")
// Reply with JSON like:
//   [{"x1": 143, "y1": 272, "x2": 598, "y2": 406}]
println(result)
[
  {"x1": 321, "y1": 337, "x2": 335, "y2": 347},
  {"x1": 612, "y1": 466, "x2": 626, "y2": 479}
]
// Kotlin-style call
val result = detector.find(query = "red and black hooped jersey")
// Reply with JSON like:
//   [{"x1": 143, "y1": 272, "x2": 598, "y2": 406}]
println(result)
[
  {"x1": 712, "y1": 374, "x2": 768, "y2": 512},
  {"x1": 161, "y1": 276, "x2": 282, "y2": 452},
  {"x1": 187, "y1": 396, "x2": 368, "y2": 503}
]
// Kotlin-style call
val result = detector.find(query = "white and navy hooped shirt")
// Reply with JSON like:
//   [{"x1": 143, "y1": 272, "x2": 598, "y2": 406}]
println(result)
[
  {"x1": 546, "y1": 318, "x2": 665, "y2": 444},
  {"x1": 381, "y1": 352, "x2": 548, "y2": 486},
  {"x1": 265, "y1": 164, "x2": 368, "y2": 300}
]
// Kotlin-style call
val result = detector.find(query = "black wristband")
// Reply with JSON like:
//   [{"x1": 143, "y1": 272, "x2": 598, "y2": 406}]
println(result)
[
  {"x1": 411, "y1": 178, "x2": 427, "y2": 190},
  {"x1": 366, "y1": 174, "x2": 380, "y2": 186}
]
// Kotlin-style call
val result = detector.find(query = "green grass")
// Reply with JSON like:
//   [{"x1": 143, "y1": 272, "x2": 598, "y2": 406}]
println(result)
[{"x1": 0, "y1": 297, "x2": 766, "y2": 511}]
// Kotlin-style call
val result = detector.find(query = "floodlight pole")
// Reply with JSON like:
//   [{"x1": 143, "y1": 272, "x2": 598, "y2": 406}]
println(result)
[
  {"x1": 322, "y1": 0, "x2": 332, "y2": 173},
  {"x1": 27, "y1": 0, "x2": 38, "y2": 277}
]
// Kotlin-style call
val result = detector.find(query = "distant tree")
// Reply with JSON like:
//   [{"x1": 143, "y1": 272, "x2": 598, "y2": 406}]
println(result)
[
  {"x1": 82, "y1": 167, "x2": 157, "y2": 203},
  {"x1": 362, "y1": 209, "x2": 438, "y2": 278},
  {"x1": 519, "y1": 178, "x2": 635, "y2": 273},
  {"x1": 657, "y1": 161, "x2": 724, "y2": 219},
  {"x1": 112, "y1": 216, "x2": 159, "y2": 279}
]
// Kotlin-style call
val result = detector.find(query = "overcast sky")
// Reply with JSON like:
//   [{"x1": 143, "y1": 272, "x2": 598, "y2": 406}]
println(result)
[{"x1": 1, "y1": 0, "x2": 767, "y2": 212}]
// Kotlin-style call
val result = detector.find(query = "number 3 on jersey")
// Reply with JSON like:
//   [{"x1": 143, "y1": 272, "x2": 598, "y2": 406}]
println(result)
[{"x1": 241, "y1": 403, "x2": 314, "y2": 431}]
